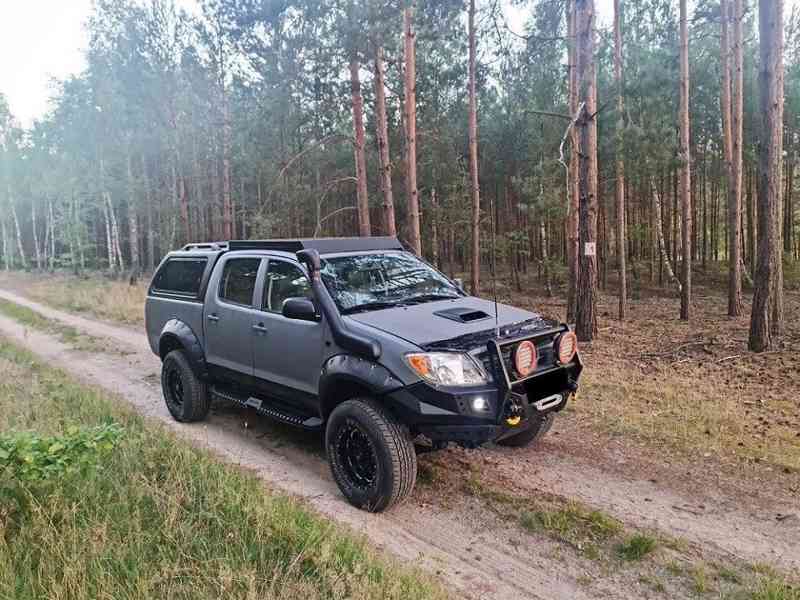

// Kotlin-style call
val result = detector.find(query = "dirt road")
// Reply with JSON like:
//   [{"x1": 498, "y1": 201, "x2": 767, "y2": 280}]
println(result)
[{"x1": 0, "y1": 287, "x2": 796, "y2": 598}]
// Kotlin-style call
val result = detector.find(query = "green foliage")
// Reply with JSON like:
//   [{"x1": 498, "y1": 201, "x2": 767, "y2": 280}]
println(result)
[
  {"x1": 0, "y1": 423, "x2": 123, "y2": 483},
  {"x1": 0, "y1": 338, "x2": 445, "y2": 600},
  {"x1": 616, "y1": 533, "x2": 659, "y2": 561}
]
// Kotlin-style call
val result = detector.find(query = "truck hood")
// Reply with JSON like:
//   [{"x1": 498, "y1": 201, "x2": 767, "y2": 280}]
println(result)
[{"x1": 345, "y1": 296, "x2": 557, "y2": 349}]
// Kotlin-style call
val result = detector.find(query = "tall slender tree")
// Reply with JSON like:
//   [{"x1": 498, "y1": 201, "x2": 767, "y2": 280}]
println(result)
[
  {"x1": 575, "y1": 0, "x2": 599, "y2": 341},
  {"x1": 613, "y1": 0, "x2": 626, "y2": 321},
  {"x1": 350, "y1": 57, "x2": 371, "y2": 236},
  {"x1": 373, "y1": 45, "x2": 396, "y2": 237},
  {"x1": 403, "y1": 6, "x2": 421, "y2": 254},
  {"x1": 679, "y1": 0, "x2": 692, "y2": 321},
  {"x1": 468, "y1": 0, "x2": 481, "y2": 294},
  {"x1": 749, "y1": 0, "x2": 784, "y2": 351}
]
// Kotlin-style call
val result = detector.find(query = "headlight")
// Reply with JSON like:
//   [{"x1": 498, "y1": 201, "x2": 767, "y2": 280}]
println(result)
[{"x1": 405, "y1": 352, "x2": 488, "y2": 386}]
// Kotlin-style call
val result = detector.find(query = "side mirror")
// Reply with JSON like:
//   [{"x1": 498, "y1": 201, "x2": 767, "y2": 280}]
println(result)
[
  {"x1": 282, "y1": 297, "x2": 318, "y2": 321},
  {"x1": 453, "y1": 277, "x2": 464, "y2": 291}
]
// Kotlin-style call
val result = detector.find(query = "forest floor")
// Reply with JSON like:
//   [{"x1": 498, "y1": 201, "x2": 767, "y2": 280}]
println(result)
[{"x1": 0, "y1": 270, "x2": 798, "y2": 599}]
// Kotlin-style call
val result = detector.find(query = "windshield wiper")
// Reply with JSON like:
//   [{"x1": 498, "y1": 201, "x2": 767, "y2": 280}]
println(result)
[
  {"x1": 404, "y1": 293, "x2": 461, "y2": 304},
  {"x1": 341, "y1": 300, "x2": 409, "y2": 315}
]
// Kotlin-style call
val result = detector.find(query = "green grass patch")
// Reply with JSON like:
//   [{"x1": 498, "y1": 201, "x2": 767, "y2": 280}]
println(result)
[
  {"x1": 616, "y1": 533, "x2": 658, "y2": 561},
  {"x1": 0, "y1": 298, "x2": 105, "y2": 352},
  {"x1": 463, "y1": 473, "x2": 622, "y2": 557},
  {"x1": 0, "y1": 339, "x2": 447, "y2": 600}
]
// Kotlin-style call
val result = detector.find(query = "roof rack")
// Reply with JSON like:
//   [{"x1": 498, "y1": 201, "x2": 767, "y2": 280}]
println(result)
[
  {"x1": 227, "y1": 237, "x2": 403, "y2": 254},
  {"x1": 181, "y1": 241, "x2": 229, "y2": 252}
]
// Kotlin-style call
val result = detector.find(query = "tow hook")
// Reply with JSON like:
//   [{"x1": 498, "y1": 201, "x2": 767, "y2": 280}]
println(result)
[{"x1": 504, "y1": 393, "x2": 525, "y2": 426}]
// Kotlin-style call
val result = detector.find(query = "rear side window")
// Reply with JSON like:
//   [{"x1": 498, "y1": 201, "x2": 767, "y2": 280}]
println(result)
[
  {"x1": 152, "y1": 258, "x2": 208, "y2": 297},
  {"x1": 219, "y1": 258, "x2": 261, "y2": 306}
]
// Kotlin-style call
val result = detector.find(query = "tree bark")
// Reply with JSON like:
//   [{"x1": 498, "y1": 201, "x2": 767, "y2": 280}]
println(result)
[
  {"x1": 222, "y1": 87, "x2": 233, "y2": 240},
  {"x1": 652, "y1": 178, "x2": 683, "y2": 292},
  {"x1": 749, "y1": 0, "x2": 784, "y2": 351},
  {"x1": 127, "y1": 152, "x2": 140, "y2": 279},
  {"x1": 404, "y1": 7, "x2": 421, "y2": 254},
  {"x1": 679, "y1": 0, "x2": 692, "y2": 320},
  {"x1": 374, "y1": 45, "x2": 397, "y2": 237},
  {"x1": 349, "y1": 57, "x2": 371, "y2": 237},
  {"x1": 468, "y1": 0, "x2": 481, "y2": 295},
  {"x1": 613, "y1": 0, "x2": 626, "y2": 321},
  {"x1": 574, "y1": 0, "x2": 599, "y2": 341},
  {"x1": 727, "y1": 0, "x2": 745, "y2": 315},
  {"x1": 431, "y1": 187, "x2": 440, "y2": 268},
  {"x1": 566, "y1": 2, "x2": 579, "y2": 323},
  {"x1": 10, "y1": 198, "x2": 26, "y2": 269},
  {"x1": 31, "y1": 200, "x2": 42, "y2": 270}
]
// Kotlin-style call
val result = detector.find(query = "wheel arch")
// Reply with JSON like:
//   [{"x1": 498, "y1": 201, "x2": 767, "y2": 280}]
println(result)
[
  {"x1": 318, "y1": 354, "x2": 406, "y2": 420},
  {"x1": 158, "y1": 319, "x2": 207, "y2": 377}
]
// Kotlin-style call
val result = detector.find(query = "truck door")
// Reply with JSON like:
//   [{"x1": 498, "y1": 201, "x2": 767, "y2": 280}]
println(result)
[
  {"x1": 252, "y1": 258, "x2": 323, "y2": 410},
  {"x1": 203, "y1": 255, "x2": 264, "y2": 378}
]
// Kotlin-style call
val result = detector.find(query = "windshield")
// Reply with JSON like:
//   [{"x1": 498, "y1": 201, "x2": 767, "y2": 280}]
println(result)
[{"x1": 321, "y1": 252, "x2": 463, "y2": 314}]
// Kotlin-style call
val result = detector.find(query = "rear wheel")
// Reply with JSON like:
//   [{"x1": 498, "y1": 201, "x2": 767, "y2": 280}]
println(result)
[
  {"x1": 326, "y1": 398, "x2": 417, "y2": 512},
  {"x1": 495, "y1": 412, "x2": 555, "y2": 448},
  {"x1": 161, "y1": 349, "x2": 210, "y2": 422}
]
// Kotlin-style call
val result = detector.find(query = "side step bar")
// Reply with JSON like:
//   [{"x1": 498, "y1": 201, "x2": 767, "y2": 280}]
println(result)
[{"x1": 210, "y1": 386, "x2": 323, "y2": 430}]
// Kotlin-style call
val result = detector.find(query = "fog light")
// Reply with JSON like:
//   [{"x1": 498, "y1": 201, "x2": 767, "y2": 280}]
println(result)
[{"x1": 471, "y1": 396, "x2": 489, "y2": 412}]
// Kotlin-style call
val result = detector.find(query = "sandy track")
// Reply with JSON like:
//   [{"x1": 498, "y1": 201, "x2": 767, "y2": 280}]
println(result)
[{"x1": 0, "y1": 287, "x2": 797, "y2": 597}]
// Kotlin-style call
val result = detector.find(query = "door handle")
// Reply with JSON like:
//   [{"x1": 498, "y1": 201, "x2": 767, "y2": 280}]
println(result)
[
  {"x1": 207, "y1": 314, "x2": 220, "y2": 322},
  {"x1": 252, "y1": 323, "x2": 268, "y2": 334}
]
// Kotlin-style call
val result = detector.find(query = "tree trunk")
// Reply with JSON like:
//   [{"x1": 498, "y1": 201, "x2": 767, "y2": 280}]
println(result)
[
  {"x1": 679, "y1": 0, "x2": 692, "y2": 320},
  {"x1": 349, "y1": 57, "x2": 371, "y2": 236},
  {"x1": 652, "y1": 178, "x2": 683, "y2": 292},
  {"x1": 31, "y1": 200, "x2": 42, "y2": 270},
  {"x1": 10, "y1": 198, "x2": 26, "y2": 269},
  {"x1": 403, "y1": 8, "x2": 421, "y2": 253},
  {"x1": 727, "y1": 0, "x2": 745, "y2": 315},
  {"x1": 1, "y1": 210, "x2": 8, "y2": 270},
  {"x1": 374, "y1": 45, "x2": 397, "y2": 237},
  {"x1": 468, "y1": 0, "x2": 481, "y2": 295},
  {"x1": 566, "y1": 2, "x2": 579, "y2": 322},
  {"x1": 142, "y1": 153, "x2": 155, "y2": 271},
  {"x1": 431, "y1": 187, "x2": 440, "y2": 268},
  {"x1": 222, "y1": 87, "x2": 233, "y2": 240},
  {"x1": 575, "y1": 0, "x2": 599, "y2": 341},
  {"x1": 613, "y1": 0, "x2": 626, "y2": 320},
  {"x1": 749, "y1": 0, "x2": 784, "y2": 351},
  {"x1": 127, "y1": 152, "x2": 140, "y2": 279}
]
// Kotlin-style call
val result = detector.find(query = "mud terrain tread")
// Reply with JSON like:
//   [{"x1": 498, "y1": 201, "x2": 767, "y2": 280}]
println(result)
[
  {"x1": 329, "y1": 398, "x2": 417, "y2": 512},
  {"x1": 162, "y1": 349, "x2": 210, "y2": 422}
]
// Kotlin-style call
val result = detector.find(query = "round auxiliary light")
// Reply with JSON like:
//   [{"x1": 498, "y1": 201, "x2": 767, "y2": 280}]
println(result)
[
  {"x1": 514, "y1": 340, "x2": 537, "y2": 377},
  {"x1": 557, "y1": 331, "x2": 578, "y2": 364}
]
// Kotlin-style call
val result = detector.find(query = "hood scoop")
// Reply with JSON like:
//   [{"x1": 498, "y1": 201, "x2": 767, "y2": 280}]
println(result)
[{"x1": 433, "y1": 306, "x2": 491, "y2": 323}]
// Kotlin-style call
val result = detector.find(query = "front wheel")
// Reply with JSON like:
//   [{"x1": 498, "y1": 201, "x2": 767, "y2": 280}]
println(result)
[
  {"x1": 495, "y1": 412, "x2": 555, "y2": 448},
  {"x1": 326, "y1": 398, "x2": 417, "y2": 512}
]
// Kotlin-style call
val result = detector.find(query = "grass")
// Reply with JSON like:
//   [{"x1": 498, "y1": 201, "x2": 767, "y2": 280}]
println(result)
[
  {"x1": 0, "y1": 339, "x2": 447, "y2": 600},
  {"x1": 616, "y1": 533, "x2": 659, "y2": 561},
  {"x1": 0, "y1": 271, "x2": 147, "y2": 325},
  {"x1": 0, "y1": 298, "x2": 106, "y2": 352},
  {"x1": 463, "y1": 473, "x2": 623, "y2": 556}
]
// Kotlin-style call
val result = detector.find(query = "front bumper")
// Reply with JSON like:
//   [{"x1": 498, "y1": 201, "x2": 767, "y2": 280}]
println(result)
[{"x1": 384, "y1": 358, "x2": 581, "y2": 447}]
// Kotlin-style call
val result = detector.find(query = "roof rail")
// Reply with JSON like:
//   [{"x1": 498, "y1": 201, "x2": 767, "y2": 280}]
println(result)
[{"x1": 181, "y1": 241, "x2": 229, "y2": 252}]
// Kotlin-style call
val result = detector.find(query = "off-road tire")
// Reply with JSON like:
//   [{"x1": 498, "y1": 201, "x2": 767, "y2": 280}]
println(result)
[
  {"x1": 161, "y1": 349, "x2": 210, "y2": 423},
  {"x1": 495, "y1": 412, "x2": 555, "y2": 448},
  {"x1": 326, "y1": 398, "x2": 417, "y2": 512}
]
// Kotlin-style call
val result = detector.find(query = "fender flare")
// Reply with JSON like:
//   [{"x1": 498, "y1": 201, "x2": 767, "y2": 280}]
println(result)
[
  {"x1": 318, "y1": 354, "x2": 407, "y2": 419},
  {"x1": 158, "y1": 319, "x2": 207, "y2": 377}
]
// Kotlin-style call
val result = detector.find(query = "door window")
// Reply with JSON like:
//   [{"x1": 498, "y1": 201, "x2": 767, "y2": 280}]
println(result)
[
  {"x1": 263, "y1": 260, "x2": 311, "y2": 313},
  {"x1": 219, "y1": 258, "x2": 261, "y2": 306}
]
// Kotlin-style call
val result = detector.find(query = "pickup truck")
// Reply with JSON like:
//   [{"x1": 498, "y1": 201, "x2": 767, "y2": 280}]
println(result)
[{"x1": 145, "y1": 237, "x2": 582, "y2": 511}]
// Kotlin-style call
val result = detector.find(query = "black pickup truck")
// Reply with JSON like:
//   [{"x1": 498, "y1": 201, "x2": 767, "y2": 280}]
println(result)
[{"x1": 145, "y1": 237, "x2": 582, "y2": 511}]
